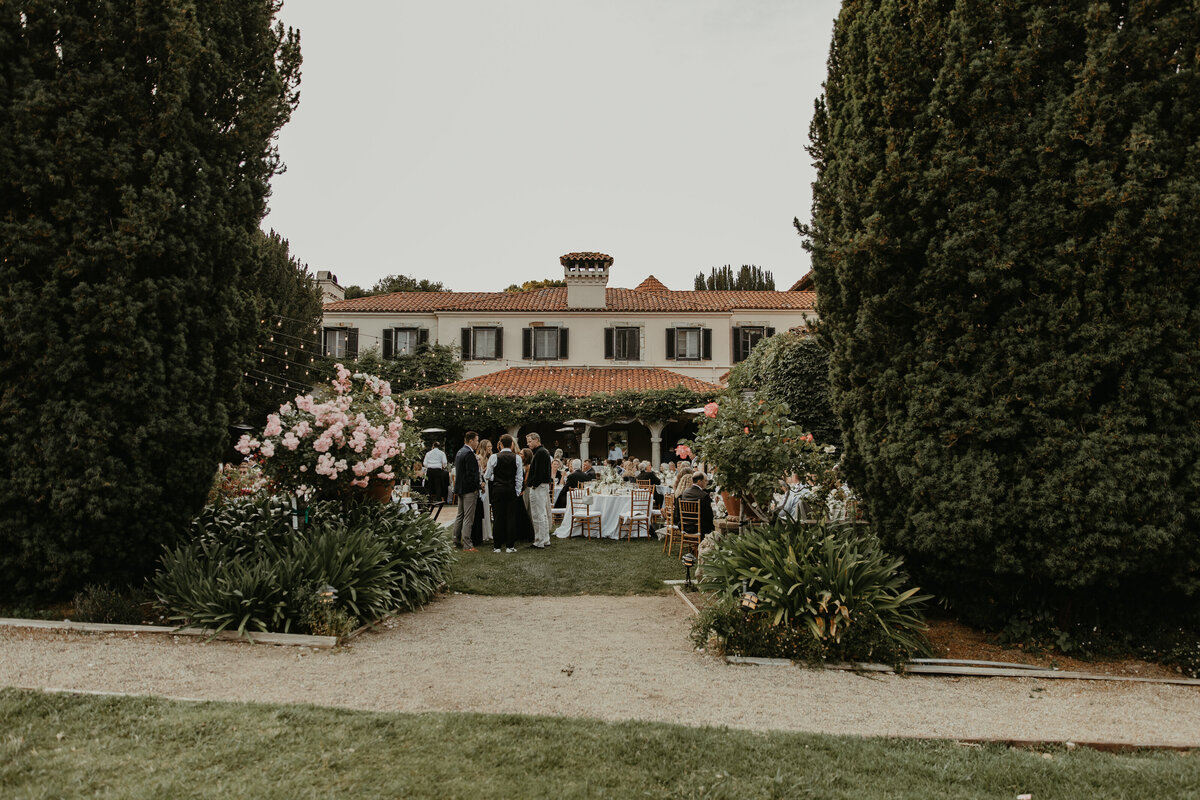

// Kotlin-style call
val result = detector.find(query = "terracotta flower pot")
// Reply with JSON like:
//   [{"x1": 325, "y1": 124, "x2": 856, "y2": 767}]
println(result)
[
  {"x1": 720, "y1": 491, "x2": 742, "y2": 519},
  {"x1": 366, "y1": 477, "x2": 395, "y2": 503}
]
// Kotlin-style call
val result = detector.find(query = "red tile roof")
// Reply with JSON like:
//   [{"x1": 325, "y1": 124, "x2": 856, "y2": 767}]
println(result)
[
  {"x1": 789, "y1": 271, "x2": 814, "y2": 291},
  {"x1": 427, "y1": 367, "x2": 721, "y2": 397},
  {"x1": 325, "y1": 284, "x2": 816, "y2": 313},
  {"x1": 633, "y1": 275, "x2": 670, "y2": 293}
]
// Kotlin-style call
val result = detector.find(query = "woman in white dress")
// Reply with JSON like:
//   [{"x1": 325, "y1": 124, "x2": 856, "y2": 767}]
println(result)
[{"x1": 476, "y1": 439, "x2": 494, "y2": 543}]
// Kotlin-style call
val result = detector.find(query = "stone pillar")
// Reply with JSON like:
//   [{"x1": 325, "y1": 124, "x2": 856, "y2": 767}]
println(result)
[
  {"x1": 647, "y1": 421, "x2": 666, "y2": 469},
  {"x1": 506, "y1": 424, "x2": 520, "y2": 444},
  {"x1": 579, "y1": 424, "x2": 593, "y2": 463}
]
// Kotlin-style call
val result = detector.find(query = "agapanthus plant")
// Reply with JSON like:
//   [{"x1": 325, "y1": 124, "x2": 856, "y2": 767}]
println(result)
[{"x1": 235, "y1": 365, "x2": 422, "y2": 498}]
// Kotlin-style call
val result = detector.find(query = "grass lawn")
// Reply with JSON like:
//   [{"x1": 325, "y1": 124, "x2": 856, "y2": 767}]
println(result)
[
  {"x1": 447, "y1": 534, "x2": 686, "y2": 595},
  {"x1": 2, "y1": 689, "x2": 1195, "y2": 800}
]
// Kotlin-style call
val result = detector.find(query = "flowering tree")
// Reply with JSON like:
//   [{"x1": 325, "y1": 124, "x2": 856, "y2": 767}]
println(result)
[
  {"x1": 235, "y1": 365, "x2": 422, "y2": 498},
  {"x1": 686, "y1": 393, "x2": 831, "y2": 519}
]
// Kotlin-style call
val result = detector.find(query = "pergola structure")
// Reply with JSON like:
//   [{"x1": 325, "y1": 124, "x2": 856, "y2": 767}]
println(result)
[{"x1": 425, "y1": 366, "x2": 721, "y2": 467}]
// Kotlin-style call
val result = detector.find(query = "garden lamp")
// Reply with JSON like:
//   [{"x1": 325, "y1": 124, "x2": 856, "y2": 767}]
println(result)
[
  {"x1": 318, "y1": 584, "x2": 337, "y2": 605},
  {"x1": 741, "y1": 590, "x2": 759, "y2": 611},
  {"x1": 681, "y1": 551, "x2": 696, "y2": 590}
]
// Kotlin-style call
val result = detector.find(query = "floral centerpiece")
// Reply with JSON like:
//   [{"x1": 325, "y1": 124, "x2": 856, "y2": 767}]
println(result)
[
  {"x1": 235, "y1": 364, "x2": 422, "y2": 499},
  {"x1": 683, "y1": 392, "x2": 832, "y2": 521},
  {"x1": 593, "y1": 465, "x2": 628, "y2": 495}
]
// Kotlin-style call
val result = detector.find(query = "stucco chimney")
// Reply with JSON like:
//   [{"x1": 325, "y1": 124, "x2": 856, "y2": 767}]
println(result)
[
  {"x1": 561, "y1": 252, "x2": 612, "y2": 309},
  {"x1": 315, "y1": 270, "x2": 344, "y2": 303}
]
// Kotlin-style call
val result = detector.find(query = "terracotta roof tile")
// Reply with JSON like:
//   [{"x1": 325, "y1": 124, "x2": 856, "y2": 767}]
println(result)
[
  {"x1": 323, "y1": 286, "x2": 816, "y2": 313},
  {"x1": 426, "y1": 367, "x2": 721, "y2": 397},
  {"x1": 633, "y1": 275, "x2": 670, "y2": 293}
]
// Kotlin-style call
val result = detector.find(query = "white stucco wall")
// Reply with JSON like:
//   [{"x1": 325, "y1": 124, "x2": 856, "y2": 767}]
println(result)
[{"x1": 319, "y1": 308, "x2": 816, "y2": 382}]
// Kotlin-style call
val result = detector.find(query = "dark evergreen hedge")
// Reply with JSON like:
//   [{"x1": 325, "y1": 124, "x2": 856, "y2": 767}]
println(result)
[
  {"x1": 0, "y1": 2, "x2": 300, "y2": 598},
  {"x1": 804, "y1": 1, "x2": 1200, "y2": 622},
  {"x1": 728, "y1": 331, "x2": 840, "y2": 446}
]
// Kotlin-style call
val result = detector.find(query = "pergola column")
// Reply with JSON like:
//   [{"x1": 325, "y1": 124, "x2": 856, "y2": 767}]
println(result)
[
  {"x1": 647, "y1": 420, "x2": 666, "y2": 469},
  {"x1": 506, "y1": 424, "x2": 520, "y2": 443},
  {"x1": 579, "y1": 424, "x2": 593, "y2": 463}
]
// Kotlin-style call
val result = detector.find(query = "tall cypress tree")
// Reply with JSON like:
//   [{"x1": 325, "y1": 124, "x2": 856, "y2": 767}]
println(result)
[
  {"x1": 0, "y1": 2, "x2": 301, "y2": 597},
  {"x1": 805, "y1": 1, "x2": 1200, "y2": 620}
]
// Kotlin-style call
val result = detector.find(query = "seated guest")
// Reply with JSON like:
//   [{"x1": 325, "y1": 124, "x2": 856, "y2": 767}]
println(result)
[
  {"x1": 582, "y1": 459, "x2": 597, "y2": 480},
  {"x1": 564, "y1": 458, "x2": 592, "y2": 493},
  {"x1": 634, "y1": 460, "x2": 663, "y2": 507},
  {"x1": 673, "y1": 472, "x2": 715, "y2": 536}
]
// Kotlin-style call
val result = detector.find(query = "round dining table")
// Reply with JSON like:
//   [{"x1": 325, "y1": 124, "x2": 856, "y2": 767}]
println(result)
[{"x1": 553, "y1": 489, "x2": 655, "y2": 540}]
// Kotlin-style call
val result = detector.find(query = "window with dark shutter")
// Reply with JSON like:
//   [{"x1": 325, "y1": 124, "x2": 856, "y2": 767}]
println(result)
[
  {"x1": 614, "y1": 327, "x2": 639, "y2": 360},
  {"x1": 382, "y1": 328, "x2": 394, "y2": 359},
  {"x1": 461, "y1": 328, "x2": 472, "y2": 360},
  {"x1": 665, "y1": 328, "x2": 675, "y2": 359},
  {"x1": 700, "y1": 328, "x2": 711, "y2": 361},
  {"x1": 731, "y1": 327, "x2": 742, "y2": 363},
  {"x1": 522, "y1": 328, "x2": 533, "y2": 360},
  {"x1": 495, "y1": 327, "x2": 504, "y2": 359},
  {"x1": 604, "y1": 328, "x2": 614, "y2": 359},
  {"x1": 558, "y1": 328, "x2": 569, "y2": 359},
  {"x1": 345, "y1": 328, "x2": 359, "y2": 360}
]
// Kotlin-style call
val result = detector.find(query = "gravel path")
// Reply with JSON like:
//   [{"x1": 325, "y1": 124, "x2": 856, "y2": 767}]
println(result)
[{"x1": 2, "y1": 594, "x2": 1198, "y2": 746}]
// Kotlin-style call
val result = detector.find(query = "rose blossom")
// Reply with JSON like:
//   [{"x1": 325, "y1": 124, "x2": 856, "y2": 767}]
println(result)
[{"x1": 703, "y1": 402, "x2": 719, "y2": 418}]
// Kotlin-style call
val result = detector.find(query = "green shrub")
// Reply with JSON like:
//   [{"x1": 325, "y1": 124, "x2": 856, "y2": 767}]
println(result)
[
  {"x1": 727, "y1": 331, "x2": 839, "y2": 447},
  {"x1": 72, "y1": 584, "x2": 147, "y2": 625},
  {"x1": 697, "y1": 519, "x2": 931, "y2": 664},
  {"x1": 152, "y1": 497, "x2": 453, "y2": 638}
]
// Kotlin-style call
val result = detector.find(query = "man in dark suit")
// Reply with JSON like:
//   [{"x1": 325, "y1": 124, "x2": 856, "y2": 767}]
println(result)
[
  {"x1": 674, "y1": 472, "x2": 715, "y2": 536},
  {"x1": 451, "y1": 431, "x2": 481, "y2": 551},
  {"x1": 564, "y1": 458, "x2": 593, "y2": 492},
  {"x1": 634, "y1": 460, "x2": 663, "y2": 508},
  {"x1": 582, "y1": 459, "x2": 597, "y2": 480}
]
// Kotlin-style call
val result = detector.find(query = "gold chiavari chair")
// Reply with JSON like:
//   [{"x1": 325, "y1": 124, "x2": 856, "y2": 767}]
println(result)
[
  {"x1": 568, "y1": 488, "x2": 601, "y2": 539},
  {"x1": 618, "y1": 488, "x2": 653, "y2": 541}
]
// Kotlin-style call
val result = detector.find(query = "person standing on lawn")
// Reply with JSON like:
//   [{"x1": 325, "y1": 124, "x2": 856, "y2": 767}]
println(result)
[
  {"x1": 485, "y1": 433, "x2": 523, "y2": 553},
  {"x1": 423, "y1": 440, "x2": 448, "y2": 503},
  {"x1": 525, "y1": 432, "x2": 552, "y2": 549},
  {"x1": 451, "y1": 431, "x2": 482, "y2": 551}
]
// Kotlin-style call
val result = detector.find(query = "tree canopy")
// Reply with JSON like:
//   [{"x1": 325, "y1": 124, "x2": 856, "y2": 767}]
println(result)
[
  {"x1": 344, "y1": 274, "x2": 448, "y2": 298},
  {"x1": 503, "y1": 278, "x2": 566, "y2": 292},
  {"x1": 0, "y1": 1, "x2": 301, "y2": 598},
  {"x1": 804, "y1": 0, "x2": 1200, "y2": 624},
  {"x1": 728, "y1": 331, "x2": 839, "y2": 447},
  {"x1": 693, "y1": 265, "x2": 775, "y2": 290}
]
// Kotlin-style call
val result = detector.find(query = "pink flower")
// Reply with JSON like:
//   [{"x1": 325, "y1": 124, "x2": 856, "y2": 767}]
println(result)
[
  {"x1": 405, "y1": 406, "x2": 414, "y2": 421},
  {"x1": 312, "y1": 434, "x2": 333, "y2": 454},
  {"x1": 263, "y1": 414, "x2": 283, "y2": 438},
  {"x1": 259, "y1": 441, "x2": 275, "y2": 458},
  {"x1": 350, "y1": 477, "x2": 369, "y2": 488},
  {"x1": 234, "y1": 434, "x2": 255, "y2": 455},
  {"x1": 281, "y1": 433, "x2": 300, "y2": 451},
  {"x1": 674, "y1": 444, "x2": 693, "y2": 460},
  {"x1": 802, "y1": 433, "x2": 814, "y2": 443},
  {"x1": 703, "y1": 402, "x2": 719, "y2": 419}
]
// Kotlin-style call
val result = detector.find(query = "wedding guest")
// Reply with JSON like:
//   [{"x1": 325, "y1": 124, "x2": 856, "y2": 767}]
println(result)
[
  {"x1": 423, "y1": 440, "x2": 448, "y2": 503},
  {"x1": 550, "y1": 458, "x2": 567, "y2": 506},
  {"x1": 607, "y1": 442, "x2": 623, "y2": 466},
  {"x1": 450, "y1": 432, "x2": 481, "y2": 552},
  {"x1": 475, "y1": 439, "x2": 494, "y2": 543},
  {"x1": 525, "y1": 433, "x2": 553, "y2": 549},
  {"x1": 674, "y1": 472, "x2": 715, "y2": 537},
  {"x1": 672, "y1": 464, "x2": 694, "y2": 498},
  {"x1": 484, "y1": 434, "x2": 523, "y2": 553},
  {"x1": 635, "y1": 460, "x2": 663, "y2": 507},
  {"x1": 582, "y1": 459, "x2": 597, "y2": 480}
]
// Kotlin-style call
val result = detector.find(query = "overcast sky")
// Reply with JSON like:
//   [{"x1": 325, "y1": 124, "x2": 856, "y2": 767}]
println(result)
[{"x1": 262, "y1": 0, "x2": 843, "y2": 292}]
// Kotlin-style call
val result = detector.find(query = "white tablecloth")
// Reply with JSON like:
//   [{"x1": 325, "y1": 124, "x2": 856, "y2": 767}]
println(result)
[{"x1": 553, "y1": 493, "x2": 651, "y2": 540}]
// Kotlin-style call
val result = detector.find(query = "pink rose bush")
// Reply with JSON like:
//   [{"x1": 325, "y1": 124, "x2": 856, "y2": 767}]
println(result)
[{"x1": 235, "y1": 364, "x2": 421, "y2": 498}]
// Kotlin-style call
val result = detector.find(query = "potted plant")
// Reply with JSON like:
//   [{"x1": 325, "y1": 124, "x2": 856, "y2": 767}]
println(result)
[
  {"x1": 235, "y1": 364, "x2": 422, "y2": 500},
  {"x1": 683, "y1": 393, "x2": 830, "y2": 522}
]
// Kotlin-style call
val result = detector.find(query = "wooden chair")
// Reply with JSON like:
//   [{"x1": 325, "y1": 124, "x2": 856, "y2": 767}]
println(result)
[
  {"x1": 676, "y1": 499, "x2": 703, "y2": 558},
  {"x1": 617, "y1": 489, "x2": 653, "y2": 541},
  {"x1": 659, "y1": 494, "x2": 679, "y2": 555},
  {"x1": 636, "y1": 477, "x2": 653, "y2": 489},
  {"x1": 568, "y1": 488, "x2": 601, "y2": 539}
]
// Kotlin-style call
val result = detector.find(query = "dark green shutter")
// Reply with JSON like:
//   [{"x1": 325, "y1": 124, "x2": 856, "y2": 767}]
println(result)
[
  {"x1": 417, "y1": 328, "x2": 429, "y2": 346},
  {"x1": 495, "y1": 327, "x2": 503, "y2": 359},
  {"x1": 731, "y1": 327, "x2": 742, "y2": 362},
  {"x1": 346, "y1": 328, "x2": 359, "y2": 360},
  {"x1": 522, "y1": 328, "x2": 532, "y2": 359},
  {"x1": 665, "y1": 328, "x2": 675, "y2": 359},
  {"x1": 766, "y1": 327, "x2": 775, "y2": 338},
  {"x1": 461, "y1": 328, "x2": 472, "y2": 360},
  {"x1": 559, "y1": 328, "x2": 569, "y2": 359},
  {"x1": 382, "y1": 328, "x2": 394, "y2": 359},
  {"x1": 604, "y1": 328, "x2": 614, "y2": 359},
  {"x1": 701, "y1": 328, "x2": 711, "y2": 360}
]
